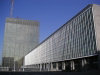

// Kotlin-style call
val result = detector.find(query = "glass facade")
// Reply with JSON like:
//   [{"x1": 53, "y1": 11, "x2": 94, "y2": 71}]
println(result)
[
  {"x1": 25, "y1": 5, "x2": 97, "y2": 66},
  {"x1": 2, "y1": 18, "x2": 39, "y2": 70}
]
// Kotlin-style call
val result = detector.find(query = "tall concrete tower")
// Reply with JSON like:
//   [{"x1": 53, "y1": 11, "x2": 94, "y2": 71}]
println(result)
[{"x1": 2, "y1": 18, "x2": 39, "y2": 70}]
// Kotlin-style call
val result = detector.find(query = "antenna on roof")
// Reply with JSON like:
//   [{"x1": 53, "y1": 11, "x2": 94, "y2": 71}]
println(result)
[{"x1": 10, "y1": 0, "x2": 14, "y2": 17}]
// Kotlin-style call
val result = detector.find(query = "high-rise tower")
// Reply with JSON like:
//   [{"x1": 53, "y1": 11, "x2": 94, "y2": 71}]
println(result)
[{"x1": 2, "y1": 18, "x2": 39, "y2": 70}]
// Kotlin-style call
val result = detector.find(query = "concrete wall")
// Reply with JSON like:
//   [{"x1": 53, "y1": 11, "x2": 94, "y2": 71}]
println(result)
[
  {"x1": 92, "y1": 4, "x2": 100, "y2": 52},
  {"x1": 92, "y1": 4, "x2": 100, "y2": 69}
]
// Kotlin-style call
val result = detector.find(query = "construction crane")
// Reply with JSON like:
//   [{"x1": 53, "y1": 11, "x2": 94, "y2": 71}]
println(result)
[{"x1": 10, "y1": 0, "x2": 14, "y2": 17}]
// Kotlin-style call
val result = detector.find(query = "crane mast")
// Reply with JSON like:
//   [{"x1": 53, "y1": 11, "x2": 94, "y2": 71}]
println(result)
[{"x1": 10, "y1": 0, "x2": 14, "y2": 17}]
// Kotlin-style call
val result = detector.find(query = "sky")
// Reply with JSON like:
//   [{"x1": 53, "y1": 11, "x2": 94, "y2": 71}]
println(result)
[{"x1": 0, "y1": 0, "x2": 100, "y2": 65}]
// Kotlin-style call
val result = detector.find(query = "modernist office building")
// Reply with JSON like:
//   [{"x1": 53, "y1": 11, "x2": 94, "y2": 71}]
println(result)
[
  {"x1": 24, "y1": 4, "x2": 100, "y2": 72},
  {"x1": 2, "y1": 18, "x2": 39, "y2": 70}
]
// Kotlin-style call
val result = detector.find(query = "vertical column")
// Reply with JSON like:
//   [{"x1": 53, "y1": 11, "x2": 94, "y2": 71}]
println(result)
[
  {"x1": 82, "y1": 59, "x2": 87, "y2": 66},
  {"x1": 56, "y1": 62, "x2": 59, "y2": 71},
  {"x1": 46, "y1": 63, "x2": 48, "y2": 71},
  {"x1": 43, "y1": 63, "x2": 46, "y2": 71},
  {"x1": 73, "y1": 61, "x2": 75, "y2": 70},
  {"x1": 82, "y1": 58, "x2": 87, "y2": 71},
  {"x1": 71, "y1": 60, "x2": 75, "y2": 71},
  {"x1": 50, "y1": 63, "x2": 53, "y2": 71},
  {"x1": 47, "y1": 63, "x2": 50, "y2": 71},
  {"x1": 62, "y1": 61, "x2": 65, "y2": 70},
  {"x1": 82, "y1": 59, "x2": 84, "y2": 67},
  {"x1": 84, "y1": 59, "x2": 87, "y2": 64}
]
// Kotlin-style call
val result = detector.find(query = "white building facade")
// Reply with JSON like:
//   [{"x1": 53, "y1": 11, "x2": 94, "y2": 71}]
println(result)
[{"x1": 24, "y1": 4, "x2": 100, "y2": 72}]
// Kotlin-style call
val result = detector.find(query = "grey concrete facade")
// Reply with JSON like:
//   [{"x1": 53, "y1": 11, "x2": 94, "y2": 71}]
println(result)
[
  {"x1": 2, "y1": 18, "x2": 39, "y2": 70},
  {"x1": 23, "y1": 4, "x2": 100, "y2": 72},
  {"x1": 92, "y1": 4, "x2": 100, "y2": 69}
]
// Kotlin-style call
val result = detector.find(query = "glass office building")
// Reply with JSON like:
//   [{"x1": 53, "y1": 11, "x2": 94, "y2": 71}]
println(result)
[
  {"x1": 24, "y1": 4, "x2": 100, "y2": 72},
  {"x1": 2, "y1": 18, "x2": 39, "y2": 71}
]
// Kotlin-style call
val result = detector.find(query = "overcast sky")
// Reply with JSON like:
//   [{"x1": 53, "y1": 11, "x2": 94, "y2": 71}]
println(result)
[{"x1": 0, "y1": 0, "x2": 100, "y2": 65}]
